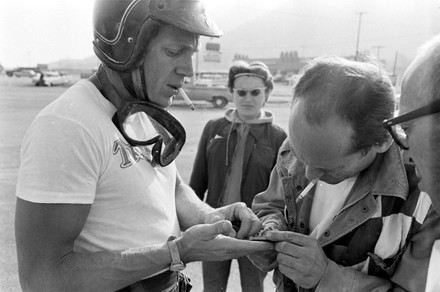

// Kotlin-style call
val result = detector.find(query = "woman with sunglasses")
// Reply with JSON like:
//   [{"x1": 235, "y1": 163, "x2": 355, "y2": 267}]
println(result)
[{"x1": 189, "y1": 61, "x2": 287, "y2": 292}]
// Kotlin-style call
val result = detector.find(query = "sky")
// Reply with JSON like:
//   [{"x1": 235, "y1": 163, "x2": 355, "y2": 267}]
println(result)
[{"x1": 1, "y1": 0, "x2": 439, "y2": 71}]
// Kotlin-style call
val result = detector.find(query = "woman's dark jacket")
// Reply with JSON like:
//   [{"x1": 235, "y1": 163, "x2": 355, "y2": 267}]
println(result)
[{"x1": 189, "y1": 111, "x2": 287, "y2": 208}]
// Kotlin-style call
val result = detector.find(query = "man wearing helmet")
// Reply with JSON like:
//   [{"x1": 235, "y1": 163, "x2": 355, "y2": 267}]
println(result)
[{"x1": 14, "y1": 0, "x2": 273, "y2": 291}]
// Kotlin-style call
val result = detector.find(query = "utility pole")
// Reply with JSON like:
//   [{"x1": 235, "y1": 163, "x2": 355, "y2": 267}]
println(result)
[
  {"x1": 355, "y1": 12, "x2": 366, "y2": 61},
  {"x1": 372, "y1": 45, "x2": 385, "y2": 60},
  {"x1": 392, "y1": 51, "x2": 398, "y2": 76}
]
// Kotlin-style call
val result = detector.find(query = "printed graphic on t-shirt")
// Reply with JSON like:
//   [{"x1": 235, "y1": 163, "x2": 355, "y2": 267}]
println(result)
[{"x1": 113, "y1": 139, "x2": 153, "y2": 168}]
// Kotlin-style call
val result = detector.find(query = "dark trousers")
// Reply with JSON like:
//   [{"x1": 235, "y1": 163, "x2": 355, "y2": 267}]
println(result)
[{"x1": 202, "y1": 257, "x2": 267, "y2": 292}]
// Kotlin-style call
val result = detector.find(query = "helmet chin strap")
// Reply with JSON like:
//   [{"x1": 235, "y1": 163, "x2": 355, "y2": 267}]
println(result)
[
  {"x1": 90, "y1": 65, "x2": 136, "y2": 110},
  {"x1": 132, "y1": 66, "x2": 148, "y2": 101},
  {"x1": 90, "y1": 64, "x2": 150, "y2": 112}
]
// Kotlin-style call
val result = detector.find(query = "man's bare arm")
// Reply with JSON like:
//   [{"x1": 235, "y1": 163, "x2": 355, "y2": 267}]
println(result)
[{"x1": 15, "y1": 198, "x2": 172, "y2": 292}]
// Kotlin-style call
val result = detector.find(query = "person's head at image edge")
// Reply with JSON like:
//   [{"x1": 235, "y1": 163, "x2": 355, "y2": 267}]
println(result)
[
  {"x1": 289, "y1": 55, "x2": 396, "y2": 184},
  {"x1": 227, "y1": 60, "x2": 274, "y2": 121},
  {"x1": 92, "y1": 0, "x2": 222, "y2": 109},
  {"x1": 397, "y1": 34, "x2": 440, "y2": 213}
]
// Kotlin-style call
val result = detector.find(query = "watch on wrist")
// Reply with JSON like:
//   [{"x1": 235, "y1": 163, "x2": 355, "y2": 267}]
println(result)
[{"x1": 167, "y1": 236, "x2": 186, "y2": 272}]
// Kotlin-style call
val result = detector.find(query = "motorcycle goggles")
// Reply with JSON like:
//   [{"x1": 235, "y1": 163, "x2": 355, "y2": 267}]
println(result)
[{"x1": 112, "y1": 101, "x2": 186, "y2": 167}]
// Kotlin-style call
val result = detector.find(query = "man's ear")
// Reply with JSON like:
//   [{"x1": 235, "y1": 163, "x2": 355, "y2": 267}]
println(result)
[{"x1": 372, "y1": 137, "x2": 393, "y2": 154}]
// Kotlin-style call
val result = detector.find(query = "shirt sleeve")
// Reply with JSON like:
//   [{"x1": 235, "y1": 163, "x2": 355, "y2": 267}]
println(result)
[{"x1": 16, "y1": 115, "x2": 101, "y2": 204}]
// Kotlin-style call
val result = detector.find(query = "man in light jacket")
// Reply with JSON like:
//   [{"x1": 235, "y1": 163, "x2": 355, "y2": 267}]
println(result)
[{"x1": 250, "y1": 56, "x2": 440, "y2": 291}]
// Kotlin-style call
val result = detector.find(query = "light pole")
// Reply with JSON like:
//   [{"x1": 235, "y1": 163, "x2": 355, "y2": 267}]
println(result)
[
  {"x1": 355, "y1": 12, "x2": 366, "y2": 61},
  {"x1": 392, "y1": 51, "x2": 398, "y2": 76}
]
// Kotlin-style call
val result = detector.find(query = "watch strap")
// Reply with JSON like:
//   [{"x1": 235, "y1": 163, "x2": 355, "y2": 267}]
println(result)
[{"x1": 166, "y1": 236, "x2": 186, "y2": 271}]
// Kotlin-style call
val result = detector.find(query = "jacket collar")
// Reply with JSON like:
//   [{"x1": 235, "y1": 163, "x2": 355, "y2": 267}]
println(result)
[
  {"x1": 347, "y1": 143, "x2": 408, "y2": 204},
  {"x1": 279, "y1": 140, "x2": 409, "y2": 202},
  {"x1": 222, "y1": 109, "x2": 274, "y2": 141},
  {"x1": 224, "y1": 108, "x2": 274, "y2": 125}
]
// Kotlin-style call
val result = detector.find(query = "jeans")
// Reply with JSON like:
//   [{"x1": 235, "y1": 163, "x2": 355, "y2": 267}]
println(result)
[{"x1": 202, "y1": 257, "x2": 267, "y2": 292}]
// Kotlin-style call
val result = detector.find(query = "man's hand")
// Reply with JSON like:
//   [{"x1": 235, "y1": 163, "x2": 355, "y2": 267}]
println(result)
[
  {"x1": 266, "y1": 231, "x2": 328, "y2": 289},
  {"x1": 177, "y1": 220, "x2": 274, "y2": 263},
  {"x1": 204, "y1": 202, "x2": 263, "y2": 239},
  {"x1": 247, "y1": 225, "x2": 281, "y2": 272},
  {"x1": 247, "y1": 250, "x2": 278, "y2": 272}
]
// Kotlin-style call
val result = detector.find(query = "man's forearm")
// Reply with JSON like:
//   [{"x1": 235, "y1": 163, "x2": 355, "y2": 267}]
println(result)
[
  {"x1": 19, "y1": 243, "x2": 172, "y2": 292},
  {"x1": 175, "y1": 177, "x2": 214, "y2": 229}
]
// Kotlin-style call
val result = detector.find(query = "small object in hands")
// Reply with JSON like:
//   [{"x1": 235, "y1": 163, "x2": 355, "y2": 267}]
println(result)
[
  {"x1": 179, "y1": 88, "x2": 195, "y2": 110},
  {"x1": 249, "y1": 229, "x2": 272, "y2": 242}
]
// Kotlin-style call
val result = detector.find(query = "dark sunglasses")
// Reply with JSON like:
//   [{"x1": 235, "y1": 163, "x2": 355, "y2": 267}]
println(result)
[
  {"x1": 233, "y1": 87, "x2": 266, "y2": 97},
  {"x1": 382, "y1": 99, "x2": 440, "y2": 150},
  {"x1": 113, "y1": 101, "x2": 186, "y2": 167}
]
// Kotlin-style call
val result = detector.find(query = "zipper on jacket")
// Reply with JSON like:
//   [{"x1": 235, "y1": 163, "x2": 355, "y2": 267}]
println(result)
[{"x1": 225, "y1": 121, "x2": 235, "y2": 166}]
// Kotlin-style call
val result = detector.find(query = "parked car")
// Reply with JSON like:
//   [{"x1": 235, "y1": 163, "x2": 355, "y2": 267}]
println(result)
[
  {"x1": 285, "y1": 74, "x2": 298, "y2": 86},
  {"x1": 176, "y1": 82, "x2": 232, "y2": 108},
  {"x1": 274, "y1": 73, "x2": 298, "y2": 86},
  {"x1": 6, "y1": 68, "x2": 37, "y2": 78},
  {"x1": 273, "y1": 73, "x2": 287, "y2": 83},
  {"x1": 32, "y1": 71, "x2": 68, "y2": 87}
]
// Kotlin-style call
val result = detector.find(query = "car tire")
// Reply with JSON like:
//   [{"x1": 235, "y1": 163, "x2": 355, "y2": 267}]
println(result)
[{"x1": 212, "y1": 96, "x2": 228, "y2": 108}]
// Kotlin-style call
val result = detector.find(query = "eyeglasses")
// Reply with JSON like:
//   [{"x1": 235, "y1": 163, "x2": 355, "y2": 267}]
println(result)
[
  {"x1": 382, "y1": 99, "x2": 440, "y2": 150},
  {"x1": 113, "y1": 101, "x2": 186, "y2": 166},
  {"x1": 233, "y1": 87, "x2": 266, "y2": 97}
]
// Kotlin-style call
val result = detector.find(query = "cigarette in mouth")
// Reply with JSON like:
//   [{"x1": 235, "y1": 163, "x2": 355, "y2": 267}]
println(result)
[
  {"x1": 295, "y1": 179, "x2": 318, "y2": 203},
  {"x1": 179, "y1": 88, "x2": 195, "y2": 111}
]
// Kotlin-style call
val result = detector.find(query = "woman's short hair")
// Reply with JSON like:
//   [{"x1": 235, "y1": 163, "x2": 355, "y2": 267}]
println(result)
[{"x1": 227, "y1": 60, "x2": 274, "y2": 95}]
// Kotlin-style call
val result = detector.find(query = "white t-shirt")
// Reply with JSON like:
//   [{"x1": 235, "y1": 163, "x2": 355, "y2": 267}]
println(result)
[
  {"x1": 16, "y1": 80, "x2": 180, "y2": 252},
  {"x1": 309, "y1": 175, "x2": 358, "y2": 238}
]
